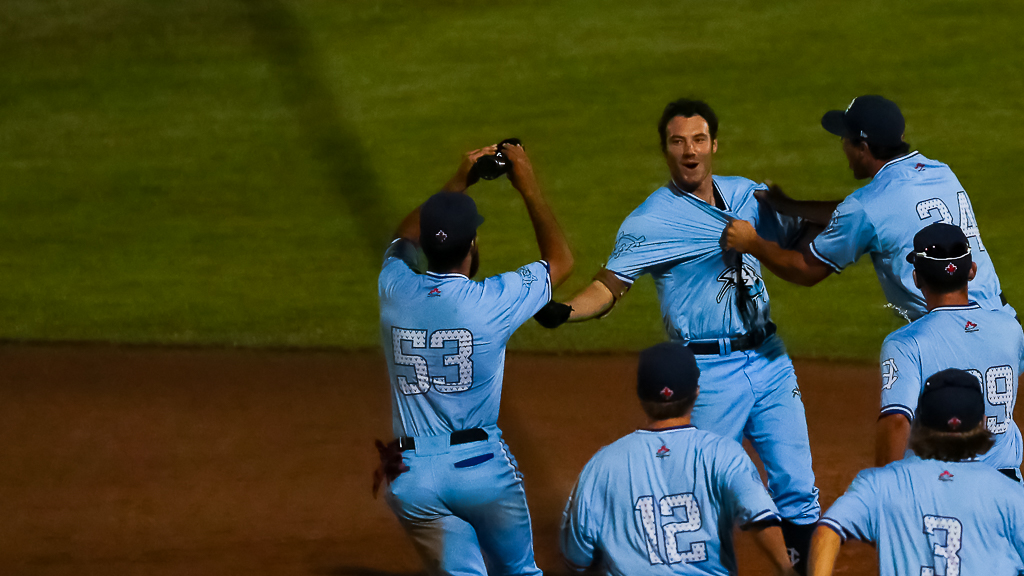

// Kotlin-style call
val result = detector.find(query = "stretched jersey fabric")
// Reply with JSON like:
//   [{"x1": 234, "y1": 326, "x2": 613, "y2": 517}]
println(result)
[
  {"x1": 561, "y1": 426, "x2": 780, "y2": 575},
  {"x1": 605, "y1": 176, "x2": 804, "y2": 341},
  {"x1": 880, "y1": 303, "x2": 1024, "y2": 471},
  {"x1": 821, "y1": 455, "x2": 1024, "y2": 576},
  {"x1": 378, "y1": 239, "x2": 551, "y2": 438},
  {"x1": 810, "y1": 152, "x2": 1011, "y2": 321}
]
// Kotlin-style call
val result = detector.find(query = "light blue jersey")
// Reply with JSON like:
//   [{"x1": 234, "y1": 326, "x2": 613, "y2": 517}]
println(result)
[
  {"x1": 821, "y1": 455, "x2": 1024, "y2": 576},
  {"x1": 561, "y1": 426, "x2": 780, "y2": 575},
  {"x1": 378, "y1": 239, "x2": 551, "y2": 437},
  {"x1": 810, "y1": 152, "x2": 1012, "y2": 321},
  {"x1": 880, "y1": 303, "x2": 1024, "y2": 472},
  {"x1": 606, "y1": 176, "x2": 804, "y2": 341}
]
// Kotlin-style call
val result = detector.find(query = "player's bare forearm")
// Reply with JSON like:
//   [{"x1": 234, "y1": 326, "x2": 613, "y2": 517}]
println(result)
[
  {"x1": 808, "y1": 526, "x2": 841, "y2": 576},
  {"x1": 392, "y1": 205, "x2": 422, "y2": 246},
  {"x1": 749, "y1": 525, "x2": 798, "y2": 576},
  {"x1": 505, "y1": 145, "x2": 573, "y2": 286},
  {"x1": 875, "y1": 414, "x2": 911, "y2": 467},
  {"x1": 566, "y1": 281, "x2": 615, "y2": 321},
  {"x1": 441, "y1": 145, "x2": 498, "y2": 193},
  {"x1": 738, "y1": 231, "x2": 832, "y2": 287}
]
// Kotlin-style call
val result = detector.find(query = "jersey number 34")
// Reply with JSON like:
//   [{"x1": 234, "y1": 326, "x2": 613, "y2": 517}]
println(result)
[{"x1": 392, "y1": 327, "x2": 474, "y2": 395}]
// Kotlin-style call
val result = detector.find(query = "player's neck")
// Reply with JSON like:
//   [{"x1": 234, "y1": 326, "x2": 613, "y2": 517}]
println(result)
[
  {"x1": 924, "y1": 288, "x2": 969, "y2": 311},
  {"x1": 646, "y1": 415, "x2": 692, "y2": 430}
]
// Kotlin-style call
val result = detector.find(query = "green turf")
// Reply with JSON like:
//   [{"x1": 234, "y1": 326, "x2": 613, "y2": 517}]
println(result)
[{"x1": 1, "y1": 0, "x2": 1022, "y2": 358}]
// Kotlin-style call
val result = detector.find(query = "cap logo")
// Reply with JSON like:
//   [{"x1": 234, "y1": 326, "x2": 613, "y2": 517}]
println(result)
[
  {"x1": 859, "y1": 130, "x2": 868, "y2": 138},
  {"x1": 945, "y1": 263, "x2": 957, "y2": 274},
  {"x1": 660, "y1": 386, "x2": 674, "y2": 400},
  {"x1": 947, "y1": 416, "x2": 962, "y2": 430},
  {"x1": 435, "y1": 230, "x2": 448, "y2": 242}
]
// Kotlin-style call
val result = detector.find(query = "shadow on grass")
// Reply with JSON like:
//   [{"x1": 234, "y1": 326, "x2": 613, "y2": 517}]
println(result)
[{"x1": 241, "y1": 0, "x2": 391, "y2": 254}]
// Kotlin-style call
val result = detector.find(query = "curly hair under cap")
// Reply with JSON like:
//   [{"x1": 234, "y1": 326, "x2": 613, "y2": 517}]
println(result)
[{"x1": 908, "y1": 420, "x2": 995, "y2": 462}]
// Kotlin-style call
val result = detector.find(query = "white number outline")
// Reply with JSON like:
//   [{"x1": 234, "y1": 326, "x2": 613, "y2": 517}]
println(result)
[
  {"x1": 634, "y1": 493, "x2": 706, "y2": 566},
  {"x1": 391, "y1": 327, "x2": 475, "y2": 395},
  {"x1": 965, "y1": 366, "x2": 1014, "y2": 434},
  {"x1": 915, "y1": 194, "x2": 987, "y2": 252},
  {"x1": 921, "y1": 514, "x2": 962, "y2": 576}
]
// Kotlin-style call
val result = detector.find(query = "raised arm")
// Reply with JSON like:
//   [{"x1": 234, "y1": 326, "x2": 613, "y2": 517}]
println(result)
[
  {"x1": 392, "y1": 145, "x2": 498, "y2": 245},
  {"x1": 722, "y1": 220, "x2": 833, "y2": 286},
  {"x1": 502, "y1": 144, "x2": 574, "y2": 287},
  {"x1": 808, "y1": 525, "x2": 842, "y2": 576},
  {"x1": 756, "y1": 180, "x2": 841, "y2": 226}
]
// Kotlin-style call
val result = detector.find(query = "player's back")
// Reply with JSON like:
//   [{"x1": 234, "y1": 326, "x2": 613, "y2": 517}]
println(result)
[
  {"x1": 378, "y1": 253, "x2": 551, "y2": 438},
  {"x1": 853, "y1": 152, "x2": 1006, "y2": 317},
  {"x1": 882, "y1": 304, "x2": 1024, "y2": 471},
  {"x1": 823, "y1": 456, "x2": 1024, "y2": 576},
  {"x1": 568, "y1": 426, "x2": 778, "y2": 575}
]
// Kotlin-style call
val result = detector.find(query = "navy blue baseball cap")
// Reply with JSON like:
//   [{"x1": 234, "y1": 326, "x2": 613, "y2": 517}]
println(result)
[
  {"x1": 918, "y1": 369, "x2": 985, "y2": 432},
  {"x1": 906, "y1": 223, "x2": 972, "y2": 289},
  {"x1": 419, "y1": 192, "x2": 484, "y2": 252},
  {"x1": 637, "y1": 342, "x2": 700, "y2": 403},
  {"x1": 821, "y1": 95, "x2": 905, "y2": 147}
]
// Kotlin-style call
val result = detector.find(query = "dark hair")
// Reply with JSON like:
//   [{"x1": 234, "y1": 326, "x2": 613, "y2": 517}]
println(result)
[
  {"x1": 849, "y1": 136, "x2": 911, "y2": 161},
  {"x1": 641, "y1": 394, "x2": 698, "y2": 421},
  {"x1": 658, "y1": 99, "x2": 719, "y2": 152},
  {"x1": 917, "y1": 266, "x2": 970, "y2": 295},
  {"x1": 908, "y1": 420, "x2": 995, "y2": 462},
  {"x1": 423, "y1": 238, "x2": 473, "y2": 272}
]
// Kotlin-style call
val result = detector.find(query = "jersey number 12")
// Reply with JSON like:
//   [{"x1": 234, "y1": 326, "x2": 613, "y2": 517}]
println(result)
[{"x1": 634, "y1": 493, "x2": 706, "y2": 565}]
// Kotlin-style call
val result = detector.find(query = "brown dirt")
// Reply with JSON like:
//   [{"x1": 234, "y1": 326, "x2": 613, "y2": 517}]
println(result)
[{"x1": 0, "y1": 345, "x2": 886, "y2": 575}]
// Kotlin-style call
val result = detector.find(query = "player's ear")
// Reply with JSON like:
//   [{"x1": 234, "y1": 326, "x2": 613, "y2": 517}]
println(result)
[
  {"x1": 968, "y1": 262, "x2": 977, "y2": 281},
  {"x1": 912, "y1": 270, "x2": 920, "y2": 289},
  {"x1": 711, "y1": 139, "x2": 718, "y2": 154}
]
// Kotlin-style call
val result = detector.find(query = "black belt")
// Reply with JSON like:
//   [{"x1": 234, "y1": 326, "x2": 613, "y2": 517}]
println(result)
[
  {"x1": 397, "y1": 428, "x2": 488, "y2": 452},
  {"x1": 687, "y1": 322, "x2": 777, "y2": 355}
]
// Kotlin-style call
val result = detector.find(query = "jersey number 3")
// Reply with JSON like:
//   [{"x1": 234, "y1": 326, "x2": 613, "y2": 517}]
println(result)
[
  {"x1": 635, "y1": 493, "x2": 706, "y2": 565},
  {"x1": 392, "y1": 327, "x2": 473, "y2": 395}
]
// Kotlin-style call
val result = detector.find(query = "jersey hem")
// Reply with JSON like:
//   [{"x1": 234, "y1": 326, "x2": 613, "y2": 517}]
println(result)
[
  {"x1": 808, "y1": 241, "x2": 843, "y2": 273},
  {"x1": 880, "y1": 405, "x2": 914, "y2": 421},
  {"x1": 817, "y1": 518, "x2": 848, "y2": 543}
]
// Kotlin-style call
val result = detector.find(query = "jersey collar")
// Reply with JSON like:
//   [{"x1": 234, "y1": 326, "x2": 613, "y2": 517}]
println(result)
[
  {"x1": 639, "y1": 424, "x2": 696, "y2": 433},
  {"x1": 425, "y1": 271, "x2": 469, "y2": 279},
  {"x1": 875, "y1": 150, "x2": 921, "y2": 178},
  {"x1": 667, "y1": 177, "x2": 730, "y2": 211},
  {"x1": 928, "y1": 301, "x2": 980, "y2": 313}
]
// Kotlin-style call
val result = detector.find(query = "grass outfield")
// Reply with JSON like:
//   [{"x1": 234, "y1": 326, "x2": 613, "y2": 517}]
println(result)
[{"x1": 1, "y1": 0, "x2": 1021, "y2": 359}]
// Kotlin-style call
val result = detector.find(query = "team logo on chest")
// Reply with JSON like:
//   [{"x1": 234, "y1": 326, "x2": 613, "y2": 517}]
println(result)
[
  {"x1": 656, "y1": 445, "x2": 671, "y2": 459},
  {"x1": 716, "y1": 263, "x2": 765, "y2": 304},
  {"x1": 428, "y1": 287, "x2": 441, "y2": 298},
  {"x1": 964, "y1": 320, "x2": 979, "y2": 333},
  {"x1": 939, "y1": 470, "x2": 954, "y2": 482}
]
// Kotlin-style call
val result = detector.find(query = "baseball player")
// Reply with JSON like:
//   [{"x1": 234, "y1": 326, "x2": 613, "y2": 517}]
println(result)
[
  {"x1": 561, "y1": 342, "x2": 798, "y2": 576},
  {"x1": 376, "y1": 142, "x2": 573, "y2": 576},
  {"x1": 544, "y1": 99, "x2": 821, "y2": 574},
  {"x1": 721, "y1": 95, "x2": 1015, "y2": 322},
  {"x1": 876, "y1": 222, "x2": 1023, "y2": 479},
  {"x1": 810, "y1": 369, "x2": 1024, "y2": 576}
]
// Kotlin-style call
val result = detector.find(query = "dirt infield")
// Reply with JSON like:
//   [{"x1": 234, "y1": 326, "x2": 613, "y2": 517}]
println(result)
[{"x1": 0, "y1": 345, "x2": 891, "y2": 575}]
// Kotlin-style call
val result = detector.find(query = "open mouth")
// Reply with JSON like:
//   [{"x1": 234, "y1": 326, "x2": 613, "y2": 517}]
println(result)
[{"x1": 683, "y1": 162, "x2": 700, "y2": 170}]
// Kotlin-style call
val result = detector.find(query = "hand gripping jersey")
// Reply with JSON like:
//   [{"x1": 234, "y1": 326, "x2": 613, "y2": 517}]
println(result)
[
  {"x1": 605, "y1": 176, "x2": 804, "y2": 341},
  {"x1": 561, "y1": 426, "x2": 780, "y2": 575},
  {"x1": 880, "y1": 303, "x2": 1024, "y2": 472},
  {"x1": 821, "y1": 456, "x2": 1024, "y2": 576},
  {"x1": 810, "y1": 152, "x2": 1013, "y2": 321}
]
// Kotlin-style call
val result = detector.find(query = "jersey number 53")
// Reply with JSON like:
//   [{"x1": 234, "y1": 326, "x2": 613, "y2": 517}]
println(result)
[{"x1": 391, "y1": 327, "x2": 474, "y2": 395}]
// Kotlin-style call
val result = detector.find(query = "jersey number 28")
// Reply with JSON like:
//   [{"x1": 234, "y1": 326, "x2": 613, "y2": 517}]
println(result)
[
  {"x1": 634, "y1": 493, "x2": 706, "y2": 565},
  {"x1": 392, "y1": 327, "x2": 473, "y2": 395}
]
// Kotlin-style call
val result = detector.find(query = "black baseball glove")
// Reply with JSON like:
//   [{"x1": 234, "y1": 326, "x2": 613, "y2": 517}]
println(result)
[
  {"x1": 534, "y1": 301, "x2": 573, "y2": 329},
  {"x1": 372, "y1": 439, "x2": 410, "y2": 498}
]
